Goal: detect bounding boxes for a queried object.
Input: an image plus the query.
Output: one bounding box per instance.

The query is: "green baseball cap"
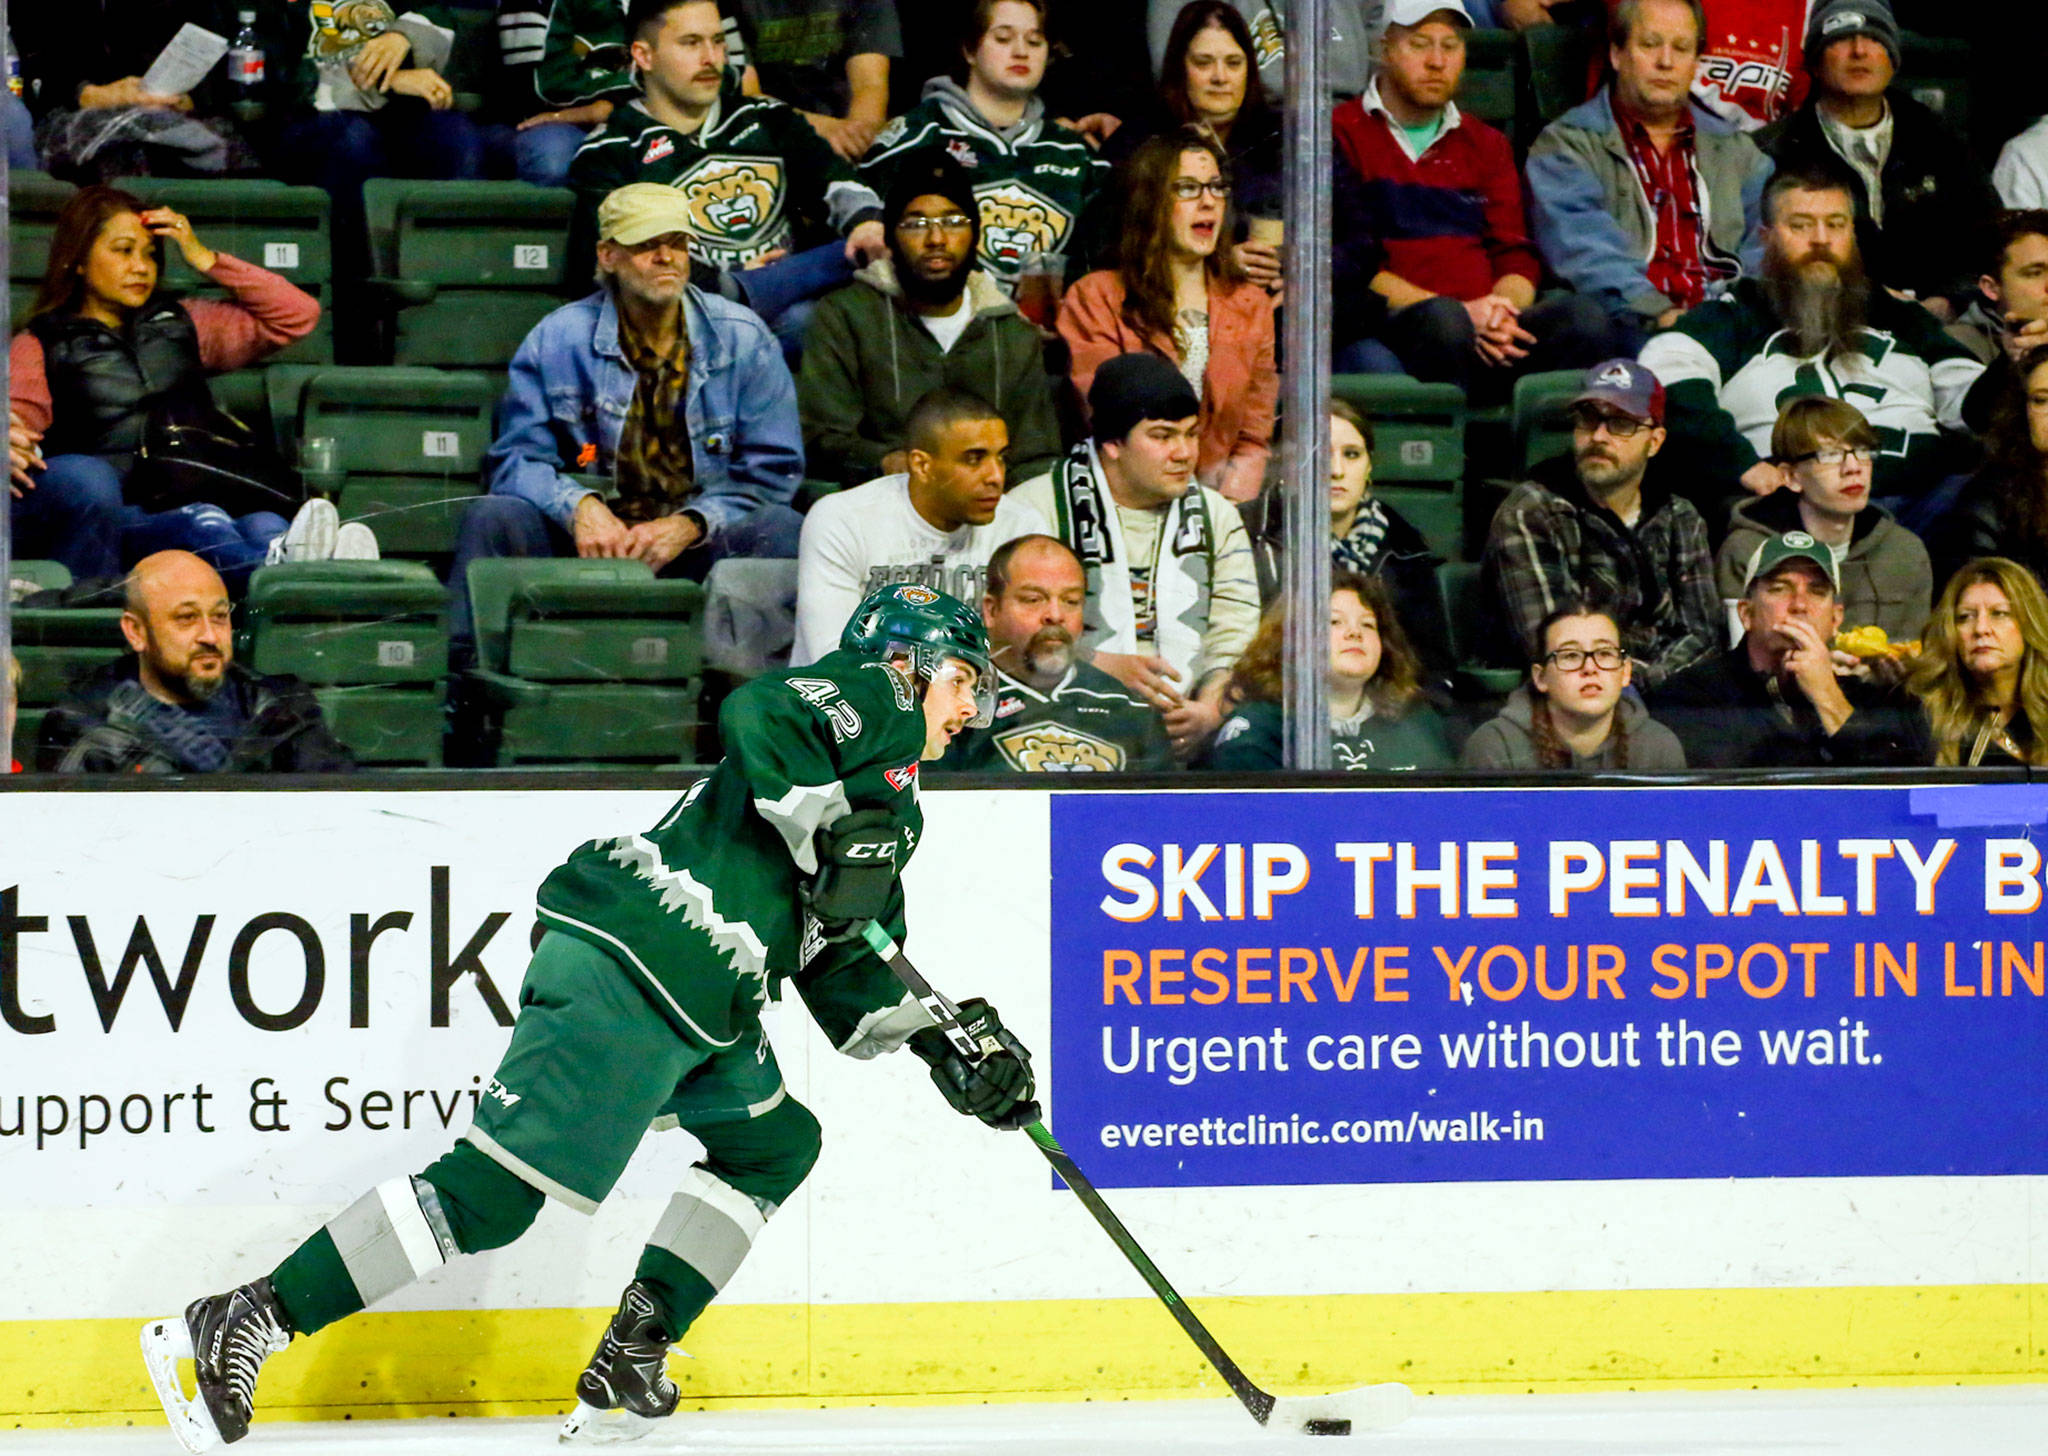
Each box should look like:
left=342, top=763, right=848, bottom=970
left=1742, top=530, right=1839, bottom=593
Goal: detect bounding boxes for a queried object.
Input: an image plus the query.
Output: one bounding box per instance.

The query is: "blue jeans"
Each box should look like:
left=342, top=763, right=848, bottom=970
left=446, top=494, right=805, bottom=663
left=514, top=121, right=591, bottom=186
left=11, top=453, right=126, bottom=580
left=1377, top=293, right=1626, bottom=400
left=2, top=90, right=37, bottom=170
left=27, top=454, right=286, bottom=590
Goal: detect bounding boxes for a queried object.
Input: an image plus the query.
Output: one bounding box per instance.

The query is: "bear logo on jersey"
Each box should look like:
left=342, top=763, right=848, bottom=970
left=993, top=722, right=1125, bottom=772
left=672, top=156, right=788, bottom=266
left=975, top=181, right=1071, bottom=275
left=308, top=0, right=396, bottom=58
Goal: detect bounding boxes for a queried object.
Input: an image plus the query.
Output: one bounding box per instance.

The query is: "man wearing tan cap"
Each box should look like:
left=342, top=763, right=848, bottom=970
left=450, top=182, right=805, bottom=668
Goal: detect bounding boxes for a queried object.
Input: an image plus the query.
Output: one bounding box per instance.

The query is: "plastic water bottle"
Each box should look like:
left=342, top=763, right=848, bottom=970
left=229, top=11, right=265, bottom=90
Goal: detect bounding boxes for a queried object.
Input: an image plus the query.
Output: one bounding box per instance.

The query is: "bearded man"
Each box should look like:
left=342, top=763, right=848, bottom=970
left=935, top=533, right=1173, bottom=773
left=1639, top=159, right=1988, bottom=530
left=797, top=148, right=1063, bottom=488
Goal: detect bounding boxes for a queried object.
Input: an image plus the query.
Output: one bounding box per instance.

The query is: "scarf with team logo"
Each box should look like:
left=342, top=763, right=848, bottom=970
left=1048, top=443, right=1213, bottom=679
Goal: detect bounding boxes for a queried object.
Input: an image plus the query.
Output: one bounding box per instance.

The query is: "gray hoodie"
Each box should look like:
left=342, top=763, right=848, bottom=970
left=1460, top=684, right=1687, bottom=772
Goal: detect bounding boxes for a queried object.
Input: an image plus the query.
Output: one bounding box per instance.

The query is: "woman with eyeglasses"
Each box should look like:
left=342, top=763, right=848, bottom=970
left=1715, top=396, right=1933, bottom=646
left=1207, top=572, right=1454, bottom=772
left=1462, top=601, right=1686, bottom=771
left=1906, top=557, right=2048, bottom=767
left=1057, top=126, right=1277, bottom=502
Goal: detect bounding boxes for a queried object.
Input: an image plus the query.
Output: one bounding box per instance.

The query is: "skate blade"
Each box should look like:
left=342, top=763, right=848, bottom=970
left=140, top=1316, right=225, bottom=1454
left=1267, top=1381, right=1414, bottom=1435
left=558, top=1400, right=666, bottom=1445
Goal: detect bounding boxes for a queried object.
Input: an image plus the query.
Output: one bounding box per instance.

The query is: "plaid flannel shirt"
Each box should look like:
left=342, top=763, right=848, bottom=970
left=1479, top=457, right=1721, bottom=691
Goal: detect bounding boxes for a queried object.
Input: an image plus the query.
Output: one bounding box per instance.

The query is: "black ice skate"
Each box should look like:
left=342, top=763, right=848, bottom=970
left=140, top=1278, right=295, bottom=1453
left=558, top=1280, right=683, bottom=1445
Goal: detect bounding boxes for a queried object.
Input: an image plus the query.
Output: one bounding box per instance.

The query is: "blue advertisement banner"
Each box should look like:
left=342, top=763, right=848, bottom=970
left=1047, top=785, right=2048, bottom=1189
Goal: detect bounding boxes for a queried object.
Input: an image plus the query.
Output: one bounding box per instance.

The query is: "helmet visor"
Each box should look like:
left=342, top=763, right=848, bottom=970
left=921, top=648, right=998, bottom=730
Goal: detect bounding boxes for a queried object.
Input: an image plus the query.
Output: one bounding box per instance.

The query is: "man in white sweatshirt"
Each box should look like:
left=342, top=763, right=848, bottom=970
left=791, top=385, right=1049, bottom=663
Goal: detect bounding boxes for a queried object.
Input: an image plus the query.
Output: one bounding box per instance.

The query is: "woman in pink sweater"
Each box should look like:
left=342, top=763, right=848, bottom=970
left=8, top=185, right=321, bottom=585
left=1057, top=126, right=1277, bottom=502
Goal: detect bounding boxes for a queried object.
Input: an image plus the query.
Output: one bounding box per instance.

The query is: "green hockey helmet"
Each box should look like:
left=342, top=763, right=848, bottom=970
left=840, top=582, right=998, bottom=727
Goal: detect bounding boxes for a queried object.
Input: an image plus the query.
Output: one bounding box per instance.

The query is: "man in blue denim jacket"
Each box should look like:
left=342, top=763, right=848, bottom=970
left=450, top=183, right=806, bottom=659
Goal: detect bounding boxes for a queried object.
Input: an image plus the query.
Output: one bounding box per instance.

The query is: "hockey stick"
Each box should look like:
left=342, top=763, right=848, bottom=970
left=859, top=921, right=1413, bottom=1437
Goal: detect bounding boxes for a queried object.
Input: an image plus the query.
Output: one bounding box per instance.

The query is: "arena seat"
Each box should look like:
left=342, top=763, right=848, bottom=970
left=1512, top=369, right=1586, bottom=475
left=243, top=561, right=450, bottom=766
left=1437, top=560, right=1524, bottom=698
left=1332, top=373, right=1468, bottom=560
left=9, top=172, right=76, bottom=323
left=294, top=368, right=502, bottom=560
left=464, top=558, right=707, bottom=767
left=366, top=180, right=576, bottom=368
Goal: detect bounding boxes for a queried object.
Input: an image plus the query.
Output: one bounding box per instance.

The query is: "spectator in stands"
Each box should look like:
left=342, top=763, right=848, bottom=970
left=1207, top=572, right=1455, bottom=771
left=799, top=150, right=1062, bottom=488
left=1461, top=599, right=1688, bottom=769
left=1325, top=400, right=1451, bottom=673
left=939, top=533, right=1175, bottom=771
left=9, top=186, right=329, bottom=588
left=860, top=0, right=1108, bottom=298
left=512, top=0, right=644, bottom=184
left=1907, top=557, right=2048, bottom=767
left=257, top=0, right=485, bottom=306
left=1058, top=128, right=1277, bottom=502
left=13, top=2, right=253, bottom=180
left=1932, top=345, right=2048, bottom=589
left=1525, top=0, right=1772, bottom=352
left=1647, top=530, right=1924, bottom=766
left=36, top=549, right=354, bottom=774
left=1012, top=354, right=1258, bottom=757
left=1717, top=397, right=1930, bottom=644
left=453, top=183, right=804, bottom=660
left=4, top=43, right=37, bottom=169
left=792, top=386, right=1044, bottom=664
left=1481, top=359, right=1719, bottom=691
left=1148, top=0, right=1374, bottom=105
left=569, top=0, right=887, bottom=356
left=1994, top=118, right=2048, bottom=211
left=1333, top=0, right=1622, bottom=398
left=724, top=0, right=898, bottom=162
left=1954, top=211, right=2048, bottom=408
left=1639, top=160, right=1987, bottom=525
left=1755, top=0, right=1996, bottom=320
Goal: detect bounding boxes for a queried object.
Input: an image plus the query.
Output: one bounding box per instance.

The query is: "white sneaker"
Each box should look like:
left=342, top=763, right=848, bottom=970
left=333, top=522, right=381, bottom=561
left=270, top=498, right=340, bottom=564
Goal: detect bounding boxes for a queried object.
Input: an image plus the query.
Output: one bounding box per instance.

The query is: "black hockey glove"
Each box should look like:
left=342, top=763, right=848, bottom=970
left=908, top=998, right=1040, bottom=1130
left=803, top=810, right=901, bottom=942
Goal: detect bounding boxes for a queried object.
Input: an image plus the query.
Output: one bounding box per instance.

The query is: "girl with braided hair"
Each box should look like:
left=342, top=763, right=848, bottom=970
left=1462, top=600, right=1686, bottom=771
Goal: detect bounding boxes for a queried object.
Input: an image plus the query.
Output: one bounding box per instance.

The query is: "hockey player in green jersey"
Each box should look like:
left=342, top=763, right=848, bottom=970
left=565, top=0, right=886, bottom=294
left=141, top=583, right=1037, bottom=1453
left=858, top=0, right=1108, bottom=295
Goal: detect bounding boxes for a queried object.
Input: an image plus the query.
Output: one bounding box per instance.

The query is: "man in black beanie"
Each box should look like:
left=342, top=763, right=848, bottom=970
left=797, top=147, right=1063, bottom=487
left=1012, top=353, right=1260, bottom=760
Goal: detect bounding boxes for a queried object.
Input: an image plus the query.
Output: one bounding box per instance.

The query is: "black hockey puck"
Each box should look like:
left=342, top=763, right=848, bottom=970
left=1305, top=1418, right=1353, bottom=1435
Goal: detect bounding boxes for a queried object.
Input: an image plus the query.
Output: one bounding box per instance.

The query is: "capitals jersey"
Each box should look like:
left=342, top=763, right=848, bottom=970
left=535, top=650, right=928, bottom=1054
left=860, top=79, right=1108, bottom=293
left=569, top=72, right=883, bottom=272
left=1677, top=0, right=1810, bottom=130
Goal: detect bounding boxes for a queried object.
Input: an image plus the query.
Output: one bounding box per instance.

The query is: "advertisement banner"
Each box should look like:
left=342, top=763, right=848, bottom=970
left=1049, top=786, right=2048, bottom=1189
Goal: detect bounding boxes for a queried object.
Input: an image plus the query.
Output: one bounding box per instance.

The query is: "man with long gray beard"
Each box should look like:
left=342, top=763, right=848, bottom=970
left=938, top=533, right=1172, bottom=772
left=1639, top=159, right=1987, bottom=529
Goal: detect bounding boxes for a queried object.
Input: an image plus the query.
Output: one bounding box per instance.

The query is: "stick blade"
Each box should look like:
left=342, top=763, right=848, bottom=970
left=1266, top=1381, right=1414, bottom=1436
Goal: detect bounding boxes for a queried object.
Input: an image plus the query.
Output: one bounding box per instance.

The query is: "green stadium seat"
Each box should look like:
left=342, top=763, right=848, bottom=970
left=295, top=368, right=502, bottom=558
left=465, top=558, right=707, bottom=767
left=1512, top=369, right=1585, bottom=475
left=1461, top=29, right=1518, bottom=133
left=1521, top=23, right=1595, bottom=138
left=1331, top=374, right=1468, bottom=559
left=9, top=172, right=78, bottom=322
left=243, top=561, right=450, bottom=766
left=1436, top=561, right=1524, bottom=698
left=117, top=179, right=335, bottom=365
left=11, top=602, right=131, bottom=758
left=366, top=180, right=575, bottom=368
left=10, top=560, right=73, bottom=593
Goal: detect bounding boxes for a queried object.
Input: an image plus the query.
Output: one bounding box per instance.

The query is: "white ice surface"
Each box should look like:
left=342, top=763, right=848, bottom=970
left=11, top=1388, right=2048, bottom=1456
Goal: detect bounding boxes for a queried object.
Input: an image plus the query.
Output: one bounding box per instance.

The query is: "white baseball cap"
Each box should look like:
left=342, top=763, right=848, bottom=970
left=1384, top=0, right=1473, bottom=28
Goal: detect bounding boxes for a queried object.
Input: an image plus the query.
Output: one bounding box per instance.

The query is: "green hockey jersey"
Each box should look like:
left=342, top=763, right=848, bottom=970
left=532, top=0, right=636, bottom=107
left=860, top=78, right=1108, bottom=293
left=937, top=661, right=1172, bottom=772
left=535, top=650, right=930, bottom=1056
left=569, top=73, right=884, bottom=274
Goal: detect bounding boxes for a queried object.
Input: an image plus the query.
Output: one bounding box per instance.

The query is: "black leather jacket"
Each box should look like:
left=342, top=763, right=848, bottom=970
left=36, top=658, right=355, bottom=776
left=29, top=298, right=215, bottom=471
